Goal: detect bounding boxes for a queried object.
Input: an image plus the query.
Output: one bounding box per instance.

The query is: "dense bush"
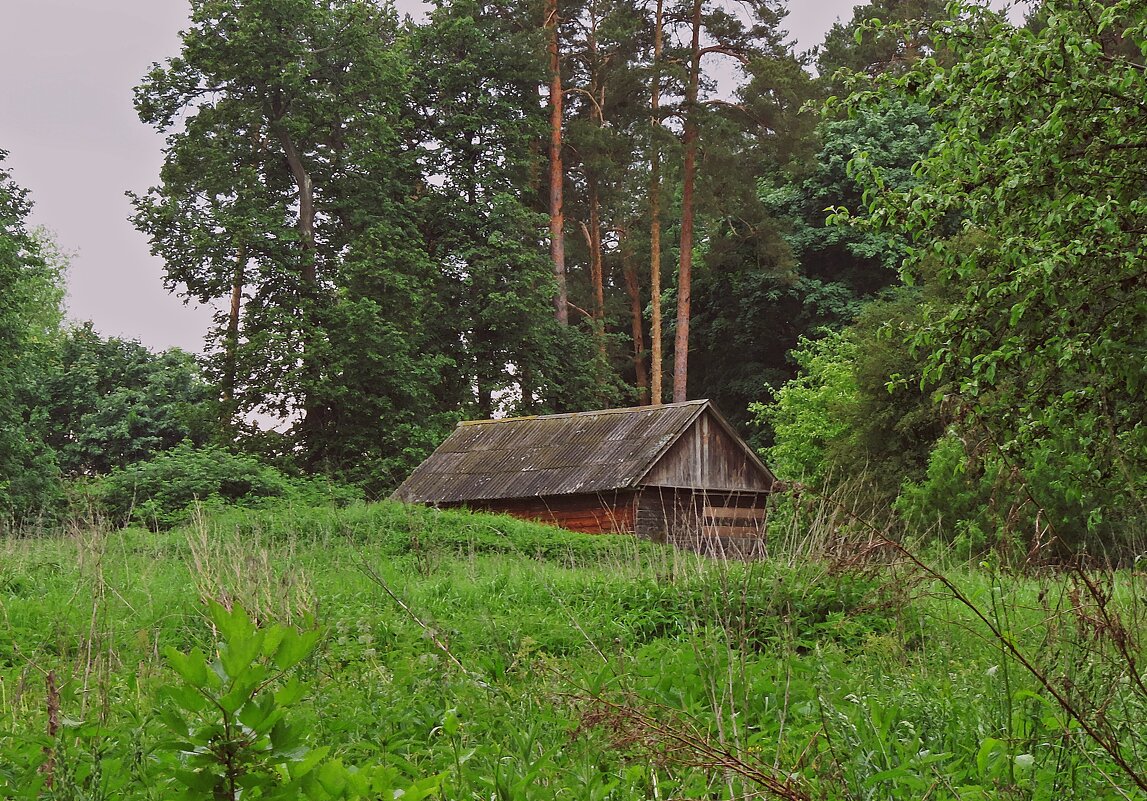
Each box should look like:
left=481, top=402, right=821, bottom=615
left=753, top=330, right=859, bottom=486
left=39, top=324, right=219, bottom=476
left=195, top=500, right=656, bottom=565
left=755, top=286, right=945, bottom=490
left=896, top=429, right=1135, bottom=560
left=96, top=442, right=362, bottom=529
left=0, top=157, right=67, bottom=526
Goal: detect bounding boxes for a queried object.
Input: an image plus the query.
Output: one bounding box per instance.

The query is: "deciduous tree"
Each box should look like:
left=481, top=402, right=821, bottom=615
left=133, top=0, right=447, bottom=488
left=840, top=0, right=1147, bottom=538
left=0, top=154, right=65, bottom=522
left=39, top=324, right=217, bottom=477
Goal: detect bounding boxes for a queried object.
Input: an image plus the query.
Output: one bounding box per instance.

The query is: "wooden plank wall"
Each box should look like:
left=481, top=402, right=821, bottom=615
left=456, top=492, right=637, bottom=535
left=446, top=487, right=767, bottom=557
left=642, top=412, right=773, bottom=492
left=637, top=488, right=768, bottom=558
left=634, top=489, right=670, bottom=543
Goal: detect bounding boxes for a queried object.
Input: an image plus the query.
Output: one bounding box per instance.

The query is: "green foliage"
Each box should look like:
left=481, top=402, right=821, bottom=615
left=897, top=426, right=1128, bottom=558
left=159, top=601, right=322, bottom=798
left=753, top=330, right=859, bottom=485
left=39, top=324, right=218, bottom=477
left=834, top=0, right=1147, bottom=543
left=0, top=153, right=66, bottom=525
left=816, top=0, right=950, bottom=81
left=765, top=99, right=934, bottom=279
left=158, top=601, right=438, bottom=800
left=895, top=431, right=1007, bottom=556
left=132, top=0, right=451, bottom=489
left=830, top=287, right=946, bottom=502
left=691, top=84, right=931, bottom=434
left=94, top=443, right=362, bottom=529
left=406, top=0, right=623, bottom=418
left=195, top=500, right=654, bottom=566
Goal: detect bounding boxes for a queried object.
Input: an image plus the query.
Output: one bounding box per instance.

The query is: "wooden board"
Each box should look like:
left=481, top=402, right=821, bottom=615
left=702, top=524, right=762, bottom=537
left=642, top=411, right=774, bottom=492
left=457, top=492, right=637, bottom=535
left=702, top=505, right=761, bottom=520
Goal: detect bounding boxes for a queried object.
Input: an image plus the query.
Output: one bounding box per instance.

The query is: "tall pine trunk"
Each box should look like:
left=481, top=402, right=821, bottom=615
left=579, top=178, right=606, bottom=361
left=546, top=0, right=568, bottom=325
left=576, top=3, right=610, bottom=370
left=648, top=0, right=665, bottom=404
left=673, top=0, right=702, bottom=403
left=589, top=179, right=604, bottom=333
left=621, top=231, right=649, bottom=402
left=584, top=39, right=607, bottom=360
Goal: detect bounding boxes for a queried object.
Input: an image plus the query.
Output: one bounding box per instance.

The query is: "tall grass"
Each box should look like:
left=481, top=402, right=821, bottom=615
left=1, top=497, right=1144, bottom=799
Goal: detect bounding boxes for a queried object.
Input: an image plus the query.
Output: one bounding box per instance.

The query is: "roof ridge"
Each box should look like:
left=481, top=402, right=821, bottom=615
left=457, top=399, right=709, bottom=426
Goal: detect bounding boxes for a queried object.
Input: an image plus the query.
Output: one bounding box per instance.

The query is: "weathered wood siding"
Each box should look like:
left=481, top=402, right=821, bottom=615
left=634, top=488, right=671, bottom=543
left=691, top=490, right=768, bottom=559
left=455, top=492, right=637, bottom=535
left=447, top=487, right=765, bottom=557
left=636, top=487, right=767, bottom=558
left=642, top=410, right=773, bottom=492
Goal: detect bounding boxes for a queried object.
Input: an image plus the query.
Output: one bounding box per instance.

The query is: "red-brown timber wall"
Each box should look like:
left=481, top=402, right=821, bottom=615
left=445, top=487, right=768, bottom=557
left=449, top=491, right=638, bottom=535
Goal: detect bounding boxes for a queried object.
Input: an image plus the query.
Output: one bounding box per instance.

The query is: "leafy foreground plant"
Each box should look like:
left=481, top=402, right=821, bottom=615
left=6, top=511, right=1144, bottom=801
left=1, top=598, right=439, bottom=801
left=158, top=600, right=439, bottom=800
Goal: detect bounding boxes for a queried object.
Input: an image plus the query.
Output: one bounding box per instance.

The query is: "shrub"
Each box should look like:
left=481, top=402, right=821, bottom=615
left=897, top=428, right=1141, bottom=561
left=753, top=330, right=860, bottom=486
left=197, top=500, right=653, bottom=567
left=95, top=443, right=361, bottom=529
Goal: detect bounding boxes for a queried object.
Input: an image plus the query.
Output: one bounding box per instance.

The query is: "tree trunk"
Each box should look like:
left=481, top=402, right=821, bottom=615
left=586, top=177, right=606, bottom=358
left=649, top=0, right=664, bottom=404
left=673, top=0, right=702, bottom=403
left=275, top=127, right=317, bottom=283
left=546, top=0, right=568, bottom=325
left=621, top=233, right=649, bottom=403
left=519, top=363, right=535, bottom=414
left=464, top=142, right=495, bottom=417
left=477, top=376, right=494, bottom=418
left=274, top=124, right=327, bottom=442
left=221, top=244, right=246, bottom=416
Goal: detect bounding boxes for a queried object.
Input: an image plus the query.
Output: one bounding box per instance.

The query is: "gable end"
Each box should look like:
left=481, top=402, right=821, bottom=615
left=639, top=407, right=775, bottom=492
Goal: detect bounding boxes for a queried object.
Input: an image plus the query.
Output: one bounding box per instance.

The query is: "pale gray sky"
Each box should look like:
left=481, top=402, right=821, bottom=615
left=1, top=0, right=868, bottom=354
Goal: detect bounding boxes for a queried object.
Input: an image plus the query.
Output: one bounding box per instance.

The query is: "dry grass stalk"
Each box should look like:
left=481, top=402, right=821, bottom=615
left=575, top=693, right=810, bottom=801
left=185, top=505, right=315, bottom=626
left=41, top=670, right=59, bottom=789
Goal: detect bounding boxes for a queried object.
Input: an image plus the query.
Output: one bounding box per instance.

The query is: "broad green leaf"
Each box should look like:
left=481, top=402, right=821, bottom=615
left=165, top=646, right=210, bottom=688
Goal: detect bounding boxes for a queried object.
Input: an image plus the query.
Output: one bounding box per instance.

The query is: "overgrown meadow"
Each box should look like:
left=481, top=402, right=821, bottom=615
left=2, top=500, right=1144, bottom=800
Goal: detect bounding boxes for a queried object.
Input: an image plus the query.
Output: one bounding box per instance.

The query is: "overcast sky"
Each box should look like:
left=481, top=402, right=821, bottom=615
left=1, top=0, right=869, bottom=354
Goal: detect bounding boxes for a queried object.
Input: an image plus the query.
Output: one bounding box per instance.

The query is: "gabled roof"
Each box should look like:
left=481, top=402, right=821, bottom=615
left=392, top=399, right=773, bottom=504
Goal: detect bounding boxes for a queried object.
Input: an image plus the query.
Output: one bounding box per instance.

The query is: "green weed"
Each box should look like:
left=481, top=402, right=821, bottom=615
left=1, top=501, right=1144, bottom=799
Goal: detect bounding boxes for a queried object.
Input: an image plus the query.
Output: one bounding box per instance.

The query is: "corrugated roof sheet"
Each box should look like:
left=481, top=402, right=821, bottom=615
left=393, top=400, right=710, bottom=503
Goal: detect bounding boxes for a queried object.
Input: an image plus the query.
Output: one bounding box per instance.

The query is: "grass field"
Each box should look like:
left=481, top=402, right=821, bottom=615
left=1, top=501, right=1144, bottom=799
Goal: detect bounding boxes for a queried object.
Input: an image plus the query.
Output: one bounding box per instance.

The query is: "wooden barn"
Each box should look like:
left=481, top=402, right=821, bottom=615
left=392, top=400, right=777, bottom=557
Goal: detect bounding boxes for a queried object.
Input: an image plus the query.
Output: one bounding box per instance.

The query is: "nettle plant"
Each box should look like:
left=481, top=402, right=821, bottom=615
left=158, top=601, right=438, bottom=800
